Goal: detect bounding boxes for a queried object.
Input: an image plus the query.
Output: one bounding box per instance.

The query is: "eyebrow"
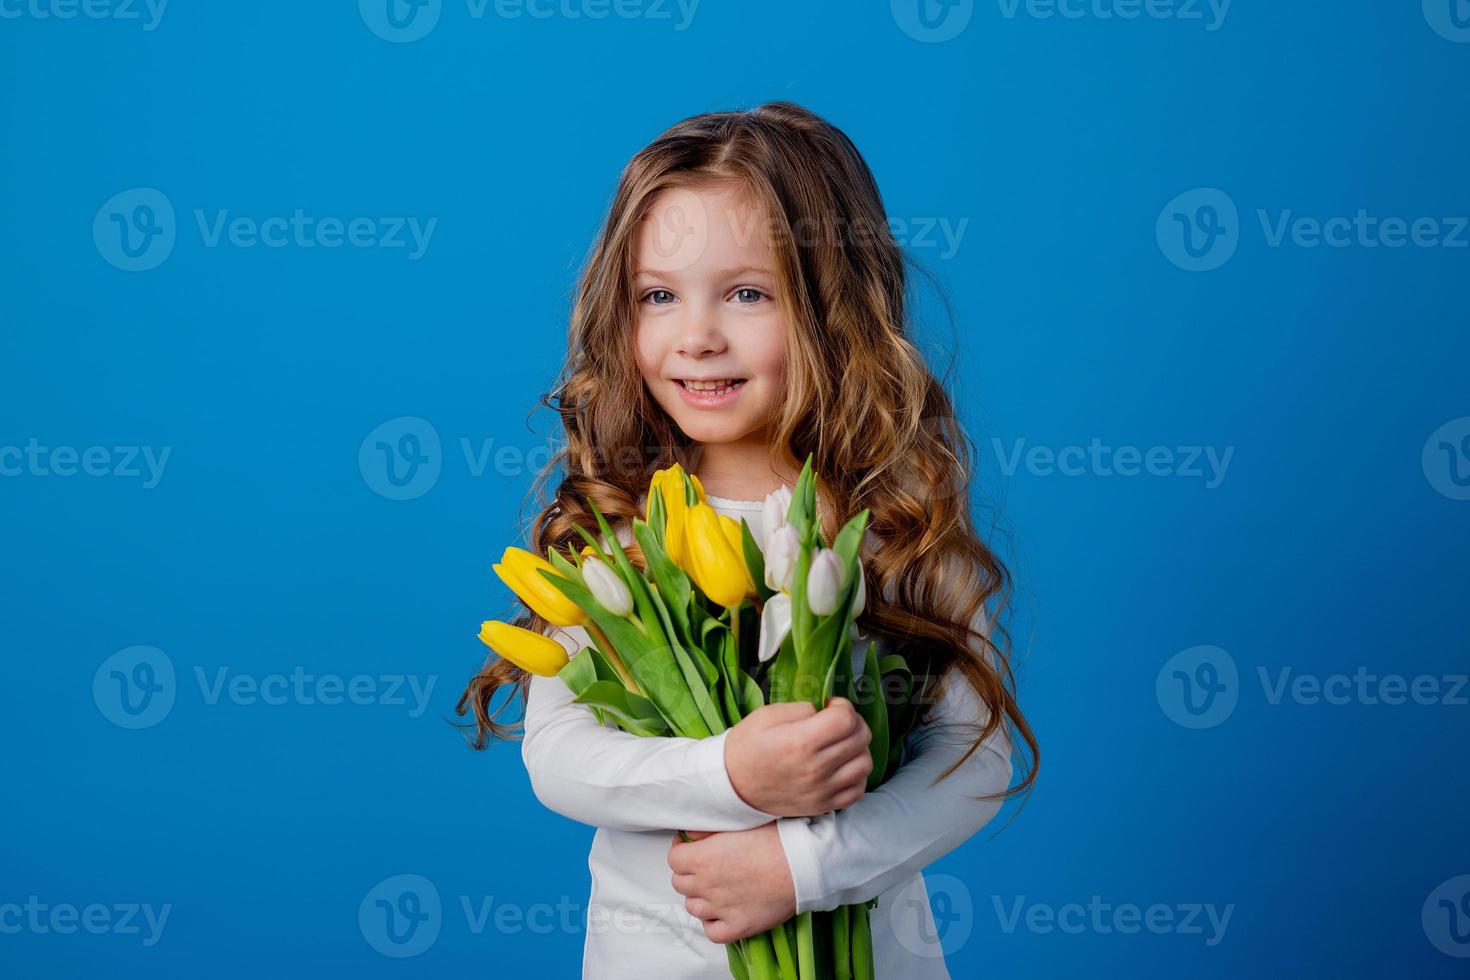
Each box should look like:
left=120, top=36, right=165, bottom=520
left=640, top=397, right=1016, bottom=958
left=634, top=265, right=775, bottom=280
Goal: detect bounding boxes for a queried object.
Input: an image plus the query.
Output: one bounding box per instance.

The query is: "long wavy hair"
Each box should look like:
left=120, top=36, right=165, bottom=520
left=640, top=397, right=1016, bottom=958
left=457, top=101, right=1037, bottom=804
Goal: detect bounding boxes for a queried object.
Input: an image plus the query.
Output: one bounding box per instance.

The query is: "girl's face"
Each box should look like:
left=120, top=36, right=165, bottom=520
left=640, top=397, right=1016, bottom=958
left=633, top=183, right=788, bottom=450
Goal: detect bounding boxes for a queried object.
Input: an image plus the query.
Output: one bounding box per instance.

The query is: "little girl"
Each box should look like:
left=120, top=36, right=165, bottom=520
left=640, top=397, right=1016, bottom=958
left=459, top=101, right=1037, bottom=979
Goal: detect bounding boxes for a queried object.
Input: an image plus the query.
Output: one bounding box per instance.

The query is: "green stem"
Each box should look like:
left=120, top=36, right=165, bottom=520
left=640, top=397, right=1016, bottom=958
left=796, top=911, right=815, bottom=979
left=744, top=932, right=781, bottom=979
left=832, top=905, right=851, bottom=980
left=771, top=922, right=798, bottom=980
left=850, top=903, right=874, bottom=980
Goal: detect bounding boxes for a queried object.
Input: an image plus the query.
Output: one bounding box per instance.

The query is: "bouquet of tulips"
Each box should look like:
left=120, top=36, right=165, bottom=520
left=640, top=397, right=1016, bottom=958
left=479, top=455, right=926, bottom=980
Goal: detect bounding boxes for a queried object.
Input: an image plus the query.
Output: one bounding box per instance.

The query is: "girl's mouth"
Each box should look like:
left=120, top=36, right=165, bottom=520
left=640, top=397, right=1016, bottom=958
left=675, top=377, right=747, bottom=408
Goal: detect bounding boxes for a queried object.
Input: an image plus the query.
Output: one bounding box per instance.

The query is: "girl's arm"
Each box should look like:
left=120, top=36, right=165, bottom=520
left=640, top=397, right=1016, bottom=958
left=772, top=640, right=1015, bottom=913
left=520, top=623, right=784, bottom=834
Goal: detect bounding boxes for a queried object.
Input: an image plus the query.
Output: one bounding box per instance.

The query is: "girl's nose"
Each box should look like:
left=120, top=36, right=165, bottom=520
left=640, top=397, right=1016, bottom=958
left=674, top=310, right=726, bottom=357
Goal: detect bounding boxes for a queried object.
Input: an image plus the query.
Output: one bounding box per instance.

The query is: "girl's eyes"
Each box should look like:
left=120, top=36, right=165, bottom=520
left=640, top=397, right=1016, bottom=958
left=638, top=287, right=771, bottom=306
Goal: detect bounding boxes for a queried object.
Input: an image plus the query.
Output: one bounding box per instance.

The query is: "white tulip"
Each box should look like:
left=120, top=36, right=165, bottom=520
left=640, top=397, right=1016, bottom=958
left=763, top=524, right=799, bottom=592
left=806, top=548, right=845, bottom=616
left=582, top=556, right=633, bottom=617
left=757, top=592, right=792, bottom=663
left=850, top=561, right=866, bottom=619
left=761, top=485, right=793, bottom=547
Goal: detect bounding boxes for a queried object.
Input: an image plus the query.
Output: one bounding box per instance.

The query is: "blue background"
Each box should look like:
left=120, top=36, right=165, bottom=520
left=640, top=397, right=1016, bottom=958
left=3, top=1, right=1468, bottom=976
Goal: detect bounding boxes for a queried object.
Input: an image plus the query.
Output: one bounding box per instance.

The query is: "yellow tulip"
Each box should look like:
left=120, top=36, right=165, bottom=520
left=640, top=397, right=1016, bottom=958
left=478, top=620, right=569, bottom=677
left=685, top=502, right=754, bottom=607
left=718, top=513, right=757, bottom=595
left=651, top=464, right=706, bottom=568
left=494, top=547, right=586, bottom=627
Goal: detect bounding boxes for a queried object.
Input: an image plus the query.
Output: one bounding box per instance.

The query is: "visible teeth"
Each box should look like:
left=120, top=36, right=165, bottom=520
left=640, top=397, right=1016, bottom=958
left=684, top=379, right=740, bottom=392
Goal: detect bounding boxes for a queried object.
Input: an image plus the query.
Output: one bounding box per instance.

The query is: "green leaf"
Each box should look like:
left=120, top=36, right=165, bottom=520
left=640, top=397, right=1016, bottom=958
left=540, top=571, right=711, bottom=738
left=857, top=643, right=890, bottom=790
left=645, top=575, right=726, bottom=734
left=573, top=681, right=669, bottom=736
left=631, top=519, right=692, bottom=641
left=739, top=517, right=773, bottom=602
left=557, top=647, right=600, bottom=698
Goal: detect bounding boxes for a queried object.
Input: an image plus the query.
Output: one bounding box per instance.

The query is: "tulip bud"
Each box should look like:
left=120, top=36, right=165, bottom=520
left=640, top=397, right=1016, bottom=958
left=850, top=561, right=866, bottom=619
left=761, top=485, right=793, bottom=545
left=758, top=593, right=792, bottom=663
left=806, top=547, right=845, bottom=616
left=764, top=523, right=799, bottom=592
left=581, top=556, right=634, bottom=617
left=478, top=620, right=570, bottom=677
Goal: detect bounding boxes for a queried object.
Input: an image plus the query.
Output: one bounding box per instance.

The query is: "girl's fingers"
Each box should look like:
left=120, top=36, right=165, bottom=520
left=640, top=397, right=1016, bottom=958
left=816, top=726, right=871, bottom=773
left=671, top=872, right=702, bottom=898
left=830, top=753, right=873, bottom=792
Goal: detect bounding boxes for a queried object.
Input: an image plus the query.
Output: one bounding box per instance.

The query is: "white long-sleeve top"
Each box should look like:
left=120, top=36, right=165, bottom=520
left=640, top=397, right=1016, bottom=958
left=520, top=494, right=1014, bottom=979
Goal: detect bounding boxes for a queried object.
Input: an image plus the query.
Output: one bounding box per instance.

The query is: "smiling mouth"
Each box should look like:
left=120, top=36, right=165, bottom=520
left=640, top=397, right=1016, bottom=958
left=676, top=378, right=747, bottom=393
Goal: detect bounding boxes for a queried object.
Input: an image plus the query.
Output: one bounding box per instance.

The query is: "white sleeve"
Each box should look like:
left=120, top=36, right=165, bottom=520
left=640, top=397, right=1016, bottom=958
left=520, top=624, right=783, bottom=834
left=773, top=658, right=1015, bottom=913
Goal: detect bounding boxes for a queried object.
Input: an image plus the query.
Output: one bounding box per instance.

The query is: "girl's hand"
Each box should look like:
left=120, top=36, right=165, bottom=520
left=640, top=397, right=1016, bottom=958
left=668, top=826, right=794, bottom=944
left=724, top=697, right=873, bottom=817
